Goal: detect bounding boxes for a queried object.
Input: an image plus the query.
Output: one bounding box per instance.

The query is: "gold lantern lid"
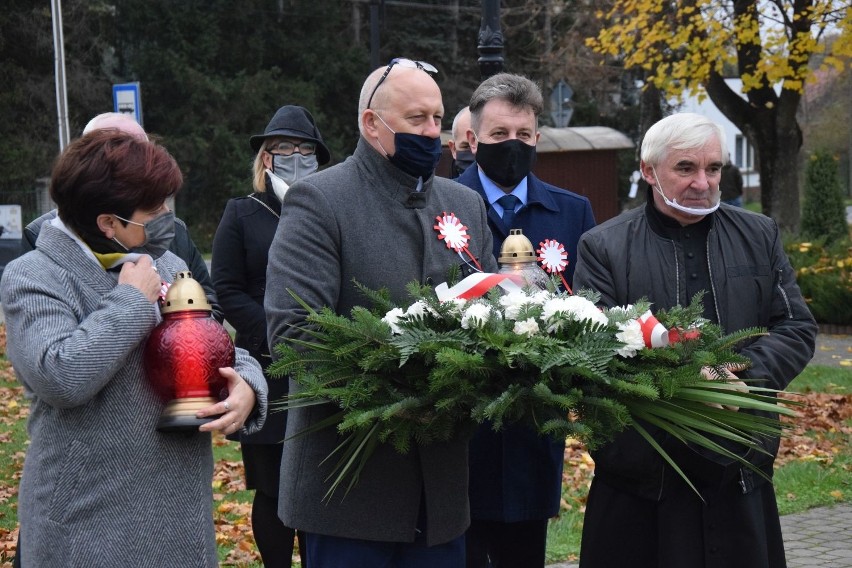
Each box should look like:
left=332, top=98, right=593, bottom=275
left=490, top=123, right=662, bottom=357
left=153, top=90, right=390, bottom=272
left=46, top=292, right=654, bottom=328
left=498, top=229, right=537, bottom=265
left=161, top=271, right=212, bottom=314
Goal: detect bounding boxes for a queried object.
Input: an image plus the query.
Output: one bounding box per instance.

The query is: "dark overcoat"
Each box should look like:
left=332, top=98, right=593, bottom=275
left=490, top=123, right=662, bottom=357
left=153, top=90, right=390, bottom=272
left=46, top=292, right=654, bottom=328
left=212, top=188, right=287, bottom=444
left=265, top=138, right=498, bottom=546
left=456, top=166, right=596, bottom=522
left=573, top=203, right=817, bottom=568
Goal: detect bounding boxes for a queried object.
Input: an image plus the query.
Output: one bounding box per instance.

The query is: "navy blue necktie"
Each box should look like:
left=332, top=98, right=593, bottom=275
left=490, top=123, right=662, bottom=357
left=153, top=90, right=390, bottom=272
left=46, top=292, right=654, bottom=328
left=497, top=194, right=520, bottom=229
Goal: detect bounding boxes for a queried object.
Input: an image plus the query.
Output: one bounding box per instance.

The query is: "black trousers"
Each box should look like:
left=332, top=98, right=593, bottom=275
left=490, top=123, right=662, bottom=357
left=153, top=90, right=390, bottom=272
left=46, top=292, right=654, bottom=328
left=579, top=471, right=786, bottom=568
left=243, top=443, right=306, bottom=568
left=465, top=518, right=548, bottom=568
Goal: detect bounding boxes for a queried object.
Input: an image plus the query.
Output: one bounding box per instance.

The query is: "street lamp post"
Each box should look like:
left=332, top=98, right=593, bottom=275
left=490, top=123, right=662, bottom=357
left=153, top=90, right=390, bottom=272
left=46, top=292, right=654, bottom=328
left=478, top=0, right=504, bottom=80
left=369, top=0, right=382, bottom=71
left=51, top=0, right=71, bottom=152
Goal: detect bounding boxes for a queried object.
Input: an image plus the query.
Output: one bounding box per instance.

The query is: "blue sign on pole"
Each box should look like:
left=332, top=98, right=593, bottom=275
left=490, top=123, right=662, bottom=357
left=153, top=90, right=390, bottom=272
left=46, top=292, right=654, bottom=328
left=112, top=82, right=143, bottom=127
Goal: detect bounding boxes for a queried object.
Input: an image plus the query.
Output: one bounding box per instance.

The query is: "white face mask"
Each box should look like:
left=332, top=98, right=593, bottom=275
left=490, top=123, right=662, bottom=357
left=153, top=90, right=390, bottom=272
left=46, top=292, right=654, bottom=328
left=651, top=166, right=720, bottom=217
left=266, top=169, right=289, bottom=202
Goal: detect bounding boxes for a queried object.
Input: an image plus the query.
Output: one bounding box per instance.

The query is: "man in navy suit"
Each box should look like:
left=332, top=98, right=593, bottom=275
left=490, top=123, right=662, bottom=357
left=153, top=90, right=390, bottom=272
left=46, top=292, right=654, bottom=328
left=456, top=72, right=596, bottom=568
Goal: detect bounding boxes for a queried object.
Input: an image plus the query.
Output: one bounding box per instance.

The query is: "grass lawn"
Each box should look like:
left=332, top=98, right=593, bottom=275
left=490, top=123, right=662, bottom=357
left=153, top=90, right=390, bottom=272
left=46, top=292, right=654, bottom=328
left=0, top=334, right=849, bottom=566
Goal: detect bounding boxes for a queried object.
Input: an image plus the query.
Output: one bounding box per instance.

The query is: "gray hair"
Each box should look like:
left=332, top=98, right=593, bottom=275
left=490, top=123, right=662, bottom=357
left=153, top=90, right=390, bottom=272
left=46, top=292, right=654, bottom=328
left=640, top=113, right=727, bottom=166
left=469, top=73, right=543, bottom=134
left=357, top=67, right=388, bottom=136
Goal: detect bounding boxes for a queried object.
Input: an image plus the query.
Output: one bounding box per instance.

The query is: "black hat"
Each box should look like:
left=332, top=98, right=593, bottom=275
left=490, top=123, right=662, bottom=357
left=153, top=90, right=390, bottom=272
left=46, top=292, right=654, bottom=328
left=250, top=105, right=331, bottom=165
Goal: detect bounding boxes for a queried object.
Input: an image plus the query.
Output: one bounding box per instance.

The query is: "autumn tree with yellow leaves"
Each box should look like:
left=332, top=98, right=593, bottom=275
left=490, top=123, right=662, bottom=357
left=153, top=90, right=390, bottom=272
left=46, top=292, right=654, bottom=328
left=588, top=0, right=852, bottom=231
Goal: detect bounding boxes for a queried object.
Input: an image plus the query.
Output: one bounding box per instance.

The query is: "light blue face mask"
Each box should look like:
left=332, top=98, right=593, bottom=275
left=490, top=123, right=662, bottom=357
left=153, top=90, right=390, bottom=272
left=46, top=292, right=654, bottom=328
left=272, top=153, right=319, bottom=186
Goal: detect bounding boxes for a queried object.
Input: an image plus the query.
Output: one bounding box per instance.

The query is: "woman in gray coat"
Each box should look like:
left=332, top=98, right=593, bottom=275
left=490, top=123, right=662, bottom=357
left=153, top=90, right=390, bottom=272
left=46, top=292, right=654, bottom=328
left=1, top=130, right=268, bottom=567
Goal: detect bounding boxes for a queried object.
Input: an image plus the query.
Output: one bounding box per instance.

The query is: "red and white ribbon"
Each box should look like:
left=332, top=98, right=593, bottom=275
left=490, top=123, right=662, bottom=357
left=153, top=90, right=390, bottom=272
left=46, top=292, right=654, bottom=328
left=435, top=273, right=524, bottom=301
left=158, top=280, right=171, bottom=305
left=638, top=310, right=669, bottom=348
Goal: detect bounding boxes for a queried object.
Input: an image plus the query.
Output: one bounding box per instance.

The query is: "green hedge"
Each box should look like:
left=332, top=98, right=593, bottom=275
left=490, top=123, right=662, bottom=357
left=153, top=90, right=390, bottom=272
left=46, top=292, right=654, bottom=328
left=786, top=239, right=852, bottom=326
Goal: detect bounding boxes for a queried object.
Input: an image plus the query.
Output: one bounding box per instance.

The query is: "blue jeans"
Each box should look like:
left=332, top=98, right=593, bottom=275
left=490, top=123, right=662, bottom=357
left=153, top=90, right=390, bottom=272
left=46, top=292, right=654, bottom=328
left=722, top=196, right=743, bottom=207
left=303, top=531, right=465, bottom=568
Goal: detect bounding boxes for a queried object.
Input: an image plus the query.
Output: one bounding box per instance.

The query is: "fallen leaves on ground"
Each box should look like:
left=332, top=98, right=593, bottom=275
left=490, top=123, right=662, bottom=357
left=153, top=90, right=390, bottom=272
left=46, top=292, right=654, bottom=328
left=211, top=454, right=262, bottom=565
left=561, top=438, right=594, bottom=514
left=776, top=392, right=852, bottom=467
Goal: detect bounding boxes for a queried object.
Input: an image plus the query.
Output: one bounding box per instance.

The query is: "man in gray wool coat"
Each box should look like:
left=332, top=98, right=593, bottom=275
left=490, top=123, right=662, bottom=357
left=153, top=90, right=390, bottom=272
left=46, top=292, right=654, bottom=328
left=265, top=58, right=498, bottom=567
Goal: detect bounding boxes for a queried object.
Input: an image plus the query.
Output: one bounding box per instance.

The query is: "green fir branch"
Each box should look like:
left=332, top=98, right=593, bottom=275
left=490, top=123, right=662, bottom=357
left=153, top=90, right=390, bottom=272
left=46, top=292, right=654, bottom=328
left=270, top=282, right=797, bottom=498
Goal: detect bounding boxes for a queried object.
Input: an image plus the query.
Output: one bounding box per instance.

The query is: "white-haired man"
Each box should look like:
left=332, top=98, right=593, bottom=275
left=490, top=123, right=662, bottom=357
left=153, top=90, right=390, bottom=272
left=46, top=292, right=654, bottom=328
left=574, top=112, right=816, bottom=568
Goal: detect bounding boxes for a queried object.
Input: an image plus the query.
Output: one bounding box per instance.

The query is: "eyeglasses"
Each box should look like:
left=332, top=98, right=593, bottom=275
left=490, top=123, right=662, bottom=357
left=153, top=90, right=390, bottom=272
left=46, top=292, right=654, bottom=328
left=366, top=58, right=438, bottom=110
left=266, top=140, right=317, bottom=156
left=114, top=211, right=167, bottom=230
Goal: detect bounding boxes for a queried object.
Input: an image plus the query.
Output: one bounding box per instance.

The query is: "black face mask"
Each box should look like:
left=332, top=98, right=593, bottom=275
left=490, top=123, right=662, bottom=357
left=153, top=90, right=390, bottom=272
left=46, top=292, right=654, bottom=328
left=389, top=132, right=442, bottom=179
left=475, top=139, right=537, bottom=187
left=375, top=112, right=442, bottom=179
left=451, top=150, right=475, bottom=177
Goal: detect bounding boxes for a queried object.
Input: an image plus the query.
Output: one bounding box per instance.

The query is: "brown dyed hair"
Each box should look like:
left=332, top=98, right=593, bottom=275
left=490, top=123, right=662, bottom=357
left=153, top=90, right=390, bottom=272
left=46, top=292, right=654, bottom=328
left=50, top=130, right=183, bottom=239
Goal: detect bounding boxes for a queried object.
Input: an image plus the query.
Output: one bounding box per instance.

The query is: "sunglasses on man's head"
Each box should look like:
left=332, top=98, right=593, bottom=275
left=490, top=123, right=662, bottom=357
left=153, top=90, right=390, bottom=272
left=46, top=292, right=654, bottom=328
left=366, top=58, right=438, bottom=110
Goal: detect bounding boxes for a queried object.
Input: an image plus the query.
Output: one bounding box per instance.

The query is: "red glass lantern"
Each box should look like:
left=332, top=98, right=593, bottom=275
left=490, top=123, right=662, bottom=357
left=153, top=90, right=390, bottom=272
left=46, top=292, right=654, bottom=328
left=144, top=271, right=234, bottom=432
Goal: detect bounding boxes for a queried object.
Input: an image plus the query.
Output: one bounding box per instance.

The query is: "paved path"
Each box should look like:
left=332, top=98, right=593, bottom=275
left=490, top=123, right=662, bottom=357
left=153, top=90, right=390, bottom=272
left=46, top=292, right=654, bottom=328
left=782, top=503, right=852, bottom=567
left=547, top=503, right=852, bottom=567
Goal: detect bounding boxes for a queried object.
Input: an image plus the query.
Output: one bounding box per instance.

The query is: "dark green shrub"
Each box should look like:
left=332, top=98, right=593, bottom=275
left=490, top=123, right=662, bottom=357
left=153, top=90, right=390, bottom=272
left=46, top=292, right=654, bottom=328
left=800, top=151, right=849, bottom=242
left=786, top=240, right=852, bottom=325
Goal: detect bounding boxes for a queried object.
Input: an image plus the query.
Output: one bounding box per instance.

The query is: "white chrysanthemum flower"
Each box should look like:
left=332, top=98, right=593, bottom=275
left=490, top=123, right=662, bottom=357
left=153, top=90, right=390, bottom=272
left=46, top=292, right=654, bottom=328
left=529, top=290, right=552, bottom=306
left=405, top=300, right=433, bottom=320
left=381, top=307, right=405, bottom=335
left=499, top=291, right=529, bottom=320
left=615, top=319, right=645, bottom=357
left=461, top=303, right=492, bottom=329
left=607, top=304, right=634, bottom=317
left=513, top=317, right=539, bottom=337
left=541, top=296, right=607, bottom=327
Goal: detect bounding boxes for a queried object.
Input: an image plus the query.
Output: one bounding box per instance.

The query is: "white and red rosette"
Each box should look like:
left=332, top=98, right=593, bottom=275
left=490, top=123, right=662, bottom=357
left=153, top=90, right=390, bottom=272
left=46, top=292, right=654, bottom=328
left=537, top=238, right=572, bottom=292
left=434, top=211, right=482, bottom=271
left=434, top=212, right=470, bottom=252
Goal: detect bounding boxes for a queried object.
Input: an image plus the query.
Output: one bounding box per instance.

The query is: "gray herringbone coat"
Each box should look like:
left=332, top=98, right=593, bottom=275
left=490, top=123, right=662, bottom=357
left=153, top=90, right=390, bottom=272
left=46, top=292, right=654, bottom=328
left=1, top=223, right=267, bottom=568
left=265, top=138, right=498, bottom=546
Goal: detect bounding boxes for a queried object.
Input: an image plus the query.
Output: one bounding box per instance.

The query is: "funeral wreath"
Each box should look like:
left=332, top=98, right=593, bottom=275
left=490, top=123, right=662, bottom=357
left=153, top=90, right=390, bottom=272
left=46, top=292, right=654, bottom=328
left=270, top=273, right=798, bottom=501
